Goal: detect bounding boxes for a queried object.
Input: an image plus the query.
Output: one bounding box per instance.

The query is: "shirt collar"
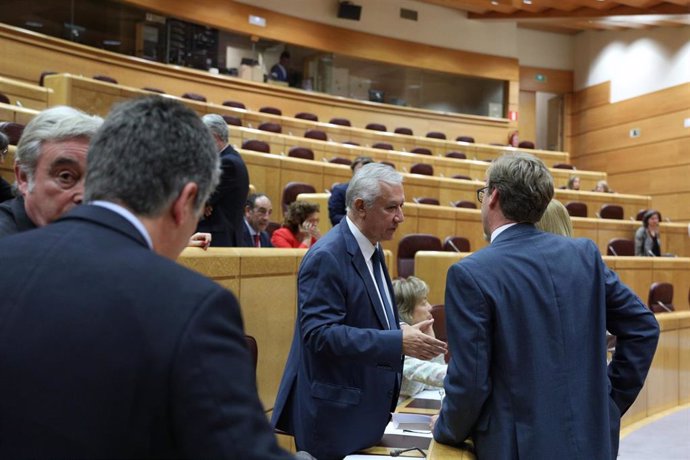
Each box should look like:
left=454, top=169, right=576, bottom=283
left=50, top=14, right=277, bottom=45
left=90, top=201, right=153, bottom=249
left=244, top=219, right=258, bottom=237
left=490, top=222, right=518, bottom=243
left=345, top=216, right=377, bottom=261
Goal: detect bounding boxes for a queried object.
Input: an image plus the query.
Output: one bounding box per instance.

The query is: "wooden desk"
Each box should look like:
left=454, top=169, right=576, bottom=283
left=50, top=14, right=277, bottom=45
left=0, top=76, right=51, bottom=110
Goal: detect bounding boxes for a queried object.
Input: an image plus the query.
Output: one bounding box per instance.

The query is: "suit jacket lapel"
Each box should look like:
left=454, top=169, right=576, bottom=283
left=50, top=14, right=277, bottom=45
left=340, top=221, right=390, bottom=329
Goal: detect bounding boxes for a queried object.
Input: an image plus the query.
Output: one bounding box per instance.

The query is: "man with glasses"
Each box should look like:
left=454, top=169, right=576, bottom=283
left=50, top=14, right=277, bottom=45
left=0, top=132, right=13, bottom=202
left=241, top=192, right=274, bottom=247
left=433, top=153, right=659, bottom=459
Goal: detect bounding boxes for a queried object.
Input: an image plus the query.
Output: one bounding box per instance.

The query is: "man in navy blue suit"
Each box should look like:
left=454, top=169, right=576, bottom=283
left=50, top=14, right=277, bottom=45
left=433, top=153, right=659, bottom=459
left=0, top=97, right=293, bottom=459
left=240, top=192, right=273, bottom=247
left=272, top=163, right=447, bottom=459
left=196, top=113, right=249, bottom=247
left=327, top=155, right=373, bottom=226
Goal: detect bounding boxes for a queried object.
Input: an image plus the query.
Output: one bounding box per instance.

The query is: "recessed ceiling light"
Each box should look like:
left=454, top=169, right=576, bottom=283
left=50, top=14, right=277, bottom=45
left=103, top=39, right=121, bottom=46
left=25, top=21, right=43, bottom=28
left=523, top=0, right=532, bottom=4
left=491, top=1, right=499, bottom=5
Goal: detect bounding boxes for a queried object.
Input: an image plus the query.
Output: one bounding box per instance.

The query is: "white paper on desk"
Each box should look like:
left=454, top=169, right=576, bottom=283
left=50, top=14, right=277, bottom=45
left=391, top=413, right=433, bottom=432
left=414, top=388, right=444, bottom=400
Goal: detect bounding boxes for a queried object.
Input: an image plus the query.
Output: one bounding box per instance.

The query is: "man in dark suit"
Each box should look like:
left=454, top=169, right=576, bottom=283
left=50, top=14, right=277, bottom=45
left=196, top=113, right=249, bottom=247
left=272, top=163, right=447, bottom=459
left=0, top=106, right=103, bottom=237
left=240, top=192, right=273, bottom=247
left=0, top=97, right=293, bottom=459
left=433, top=153, right=660, bottom=459
left=328, top=155, right=373, bottom=226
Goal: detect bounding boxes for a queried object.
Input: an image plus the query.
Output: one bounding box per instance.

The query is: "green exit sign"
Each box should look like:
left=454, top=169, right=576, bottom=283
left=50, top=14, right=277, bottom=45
left=535, top=73, right=547, bottom=82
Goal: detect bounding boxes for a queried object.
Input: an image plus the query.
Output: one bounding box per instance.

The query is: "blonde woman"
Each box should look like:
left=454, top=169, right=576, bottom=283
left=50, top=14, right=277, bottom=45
left=393, top=276, right=447, bottom=401
left=535, top=199, right=573, bottom=237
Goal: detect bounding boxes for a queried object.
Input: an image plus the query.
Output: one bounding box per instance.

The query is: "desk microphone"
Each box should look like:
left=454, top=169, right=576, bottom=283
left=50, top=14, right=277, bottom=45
left=608, top=245, right=618, bottom=256
left=647, top=250, right=657, bottom=257
left=656, top=301, right=673, bottom=313
left=391, top=447, right=426, bottom=457
left=446, top=239, right=461, bottom=253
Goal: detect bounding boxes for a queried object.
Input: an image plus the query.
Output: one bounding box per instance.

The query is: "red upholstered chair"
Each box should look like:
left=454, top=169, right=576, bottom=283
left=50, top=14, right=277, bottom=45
left=295, top=112, right=318, bottom=122
left=451, top=174, right=472, bottom=181
left=518, top=141, right=535, bottom=149
left=258, top=122, right=282, bottom=133
left=266, top=221, right=281, bottom=238
left=606, top=238, right=635, bottom=256
left=304, top=129, right=328, bottom=141
left=181, top=92, right=207, bottom=102
left=365, top=123, right=387, bottom=132
left=222, top=115, right=242, bottom=126
left=282, top=182, right=316, bottom=213
left=287, top=147, right=314, bottom=160
left=635, top=209, right=648, bottom=221
left=244, top=335, right=258, bottom=373
left=647, top=282, right=674, bottom=313
left=397, top=234, right=442, bottom=279
left=380, top=161, right=395, bottom=169
left=39, top=71, right=57, bottom=87
left=329, top=157, right=352, bottom=166
left=565, top=201, right=588, bottom=218
left=329, top=118, right=351, bottom=126
left=410, top=163, right=433, bottom=176
left=443, top=236, right=470, bottom=252
left=446, top=151, right=467, bottom=160
left=553, top=163, right=576, bottom=170
left=394, top=127, right=413, bottom=135
left=222, top=100, right=246, bottom=109
left=93, top=74, right=118, bottom=84
left=413, top=197, right=440, bottom=206
left=451, top=200, right=477, bottom=209
left=426, top=131, right=446, bottom=140
left=0, top=92, right=9, bottom=104
left=342, top=141, right=359, bottom=146
left=455, top=136, right=475, bottom=143
left=241, top=139, right=270, bottom=153
left=142, top=87, right=165, bottom=94
left=372, top=142, right=393, bottom=150
left=259, top=106, right=282, bottom=116
left=598, top=204, right=624, bottom=220
left=0, top=122, right=25, bottom=145
left=411, top=147, right=432, bottom=156
left=430, top=304, right=450, bottom=363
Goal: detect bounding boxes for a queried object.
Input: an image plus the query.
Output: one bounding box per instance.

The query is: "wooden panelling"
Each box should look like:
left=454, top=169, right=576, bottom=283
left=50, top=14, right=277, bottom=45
left=0, top=24, right=514, bottom=144
left=570, top=81, right=610, bottom=114
left=519, top=90, right=536, bottom=146
left=519, top=66, right=574, bottom=94
left=0, top=76, right=51, bottom=110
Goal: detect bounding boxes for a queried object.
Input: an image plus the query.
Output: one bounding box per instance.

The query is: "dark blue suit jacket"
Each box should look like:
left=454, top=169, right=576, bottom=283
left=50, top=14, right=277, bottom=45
left=271, top=219, right=402, bottom=459
left=0, top=205, right=291, bottom=459
left=240, top=221, right=273, bottom=247
left=328, top=182, right=348, bottom=226
left=197, top=144, right=249, bottom=247
left=434, top=224, right=659, bottom=459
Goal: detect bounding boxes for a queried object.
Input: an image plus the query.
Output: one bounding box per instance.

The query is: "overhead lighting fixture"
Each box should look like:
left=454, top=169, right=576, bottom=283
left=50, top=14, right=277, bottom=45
left=103, top=39, right=121, bottom=46
left=523, top=0, right=532, bottom=4
left=491, top=1, right=499, bottom=5
left=25, top=20, right=43, bottom=28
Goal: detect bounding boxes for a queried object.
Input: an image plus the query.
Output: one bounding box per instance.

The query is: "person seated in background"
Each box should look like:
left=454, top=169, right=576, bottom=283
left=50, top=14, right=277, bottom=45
left=566, top=175, right=581, bottom=191
left=0, top=106, right=103, bottom=238
left=269, top=51, right=290, bottom=82
left=635, top=209, right=662, bottom=256
left=328, top=155, right=373, bottom=226
left=0, top=132, right=14, bottom=203
left=241, top=192, right=273, bottom=247
left=535, top=199, right=573, bottom=237
left=393, top=276, right=447, bottom=402
left=594, top=180, right=612, bottom=193
left=271, top=200, right=320, bottom=248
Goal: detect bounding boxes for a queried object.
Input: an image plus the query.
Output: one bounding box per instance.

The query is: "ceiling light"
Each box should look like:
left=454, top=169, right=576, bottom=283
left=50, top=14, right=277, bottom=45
left=103, top=39, right=121, bottom=46
left=25, top=21, right=43, bottom=28
left=523, top=0, right=532, bottom=4
left=491, top=1, right=499, bottom=5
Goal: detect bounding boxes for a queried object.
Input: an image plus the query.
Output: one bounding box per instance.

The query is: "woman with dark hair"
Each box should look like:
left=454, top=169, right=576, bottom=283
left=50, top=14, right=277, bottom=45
left=271, top=200, right=320, bottom=248
left=635, top=210, right=662, bottom=256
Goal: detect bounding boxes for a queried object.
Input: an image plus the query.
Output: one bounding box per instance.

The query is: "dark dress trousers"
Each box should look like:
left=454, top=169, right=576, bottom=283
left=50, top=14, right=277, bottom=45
left=327, top=182, right=348, bottom=226
left=434, top=224, right=660, bottom=459
left=197, top=144, right=249, bottom=247
left=0, top=177, right=13, bottom=203
left=0, top=204, right=292, bottom=459
left=272, top=219, right=402, bottom=459
left=240, top=221, right=273, bottom=247
left=0, top=195, right=36, bottom=238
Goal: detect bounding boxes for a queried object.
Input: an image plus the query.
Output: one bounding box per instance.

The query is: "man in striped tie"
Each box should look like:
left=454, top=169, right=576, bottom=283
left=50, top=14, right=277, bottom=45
left=241, top=193, right=273, bottom=248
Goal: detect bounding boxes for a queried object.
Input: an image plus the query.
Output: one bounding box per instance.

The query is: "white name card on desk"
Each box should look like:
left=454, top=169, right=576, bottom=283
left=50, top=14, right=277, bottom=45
left=391, top=413, right=433, bottom=433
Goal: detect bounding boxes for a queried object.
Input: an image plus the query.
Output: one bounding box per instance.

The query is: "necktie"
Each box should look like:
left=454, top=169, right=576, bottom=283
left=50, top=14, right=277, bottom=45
left=253, top=234, right=260, bottom=247
left=371, top=247, right=396, bottom=329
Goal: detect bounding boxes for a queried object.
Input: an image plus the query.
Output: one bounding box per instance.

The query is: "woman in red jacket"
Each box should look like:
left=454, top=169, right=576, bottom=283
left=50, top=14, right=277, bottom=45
left=271, top=200, right=320, bottom=248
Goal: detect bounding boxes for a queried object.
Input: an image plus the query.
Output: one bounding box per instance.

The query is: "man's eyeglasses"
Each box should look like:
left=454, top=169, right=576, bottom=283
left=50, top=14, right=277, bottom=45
left=476, top=186, right=489, bottom=203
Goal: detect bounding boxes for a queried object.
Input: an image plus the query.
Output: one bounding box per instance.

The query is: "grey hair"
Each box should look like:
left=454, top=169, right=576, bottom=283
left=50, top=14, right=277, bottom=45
left=15, top=106, right=103, bottom=187
left=201, top=113, right=229, bottom=145
left=84, top=97, right=220, bottom=217
left=345, top=162, right=403, bottom=210
left=487, top=153, right=554, bottom=223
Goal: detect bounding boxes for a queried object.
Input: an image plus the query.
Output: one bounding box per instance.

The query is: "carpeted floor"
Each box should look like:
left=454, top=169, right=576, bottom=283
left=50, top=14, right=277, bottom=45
left=618, top=407, right=690, bottom=459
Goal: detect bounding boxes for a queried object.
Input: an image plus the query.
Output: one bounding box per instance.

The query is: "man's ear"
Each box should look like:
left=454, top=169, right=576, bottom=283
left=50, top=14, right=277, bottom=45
left=14, top=163, right=28, bottom=197
left=171, top=182, right=199, bottom=226
left=353, top=197, right=366, bottom=216
left=488, top=187, right=500, bottom=208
